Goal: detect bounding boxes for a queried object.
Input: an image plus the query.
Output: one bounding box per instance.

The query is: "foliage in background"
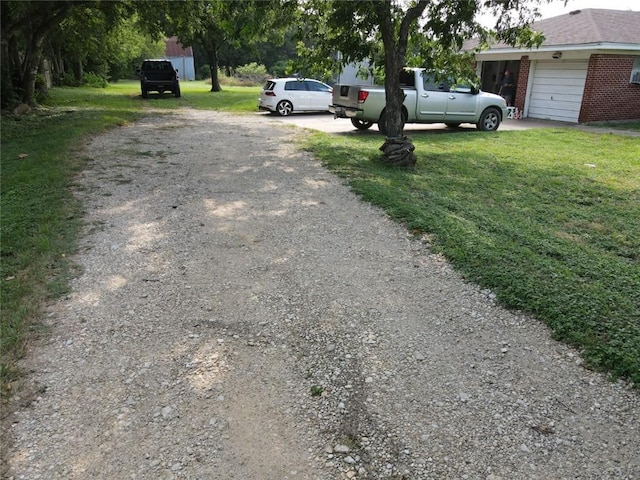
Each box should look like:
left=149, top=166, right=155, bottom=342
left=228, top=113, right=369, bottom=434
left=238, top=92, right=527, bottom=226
left=304, top=128, right=640, bottom=386
left=136, top=0, right=298, bottom=92
left=1, top=0, right=297, bottom=108
left=1, top=1, right=74, bottom=108
left=234, top=62, right=270, bottom=84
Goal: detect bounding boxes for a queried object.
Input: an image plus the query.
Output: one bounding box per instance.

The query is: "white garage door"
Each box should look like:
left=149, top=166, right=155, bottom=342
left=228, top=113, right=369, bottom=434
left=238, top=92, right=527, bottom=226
left=528, top=60, right=588, bottom=123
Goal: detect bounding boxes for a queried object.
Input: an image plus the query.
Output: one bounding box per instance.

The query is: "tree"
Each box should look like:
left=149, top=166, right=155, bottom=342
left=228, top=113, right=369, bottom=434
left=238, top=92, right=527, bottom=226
left=137, top=0, right=297, bottom=92
left=297, top=0, right=548, bottom=167
left=46, top=2, right=151, bottom=85
left=1, top=1, right=75, bottom=107
left=1, top=0, right=146, bottom=107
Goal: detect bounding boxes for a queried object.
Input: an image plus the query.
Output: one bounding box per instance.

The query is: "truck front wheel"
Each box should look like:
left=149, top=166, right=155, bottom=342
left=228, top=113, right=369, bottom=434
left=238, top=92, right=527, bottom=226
left=477, top=108, right=501, bottom=131
left=351, top=118, right=374, bottom=130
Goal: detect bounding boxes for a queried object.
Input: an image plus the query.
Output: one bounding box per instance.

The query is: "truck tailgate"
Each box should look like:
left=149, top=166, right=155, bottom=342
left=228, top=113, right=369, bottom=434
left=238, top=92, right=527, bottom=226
left=332, top=84, right=384, bottom=108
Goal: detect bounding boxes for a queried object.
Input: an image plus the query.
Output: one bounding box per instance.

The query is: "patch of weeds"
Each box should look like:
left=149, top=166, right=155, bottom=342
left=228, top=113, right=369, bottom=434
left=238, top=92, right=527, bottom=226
left=340, top=432, right=361, bottom=450
left=136, top=150, right=157, bottom=157
left=310, top=385, right=324, bottom=397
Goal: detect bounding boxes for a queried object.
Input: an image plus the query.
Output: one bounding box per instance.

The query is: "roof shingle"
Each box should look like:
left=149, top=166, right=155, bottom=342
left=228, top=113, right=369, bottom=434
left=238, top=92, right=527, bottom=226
left=533, top=8, right=640, bottom=46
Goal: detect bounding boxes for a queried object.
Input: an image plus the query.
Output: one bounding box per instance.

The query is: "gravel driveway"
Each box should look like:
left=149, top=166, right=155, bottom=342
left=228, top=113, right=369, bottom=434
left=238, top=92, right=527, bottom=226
left=4, top=109, right=639, bottom=479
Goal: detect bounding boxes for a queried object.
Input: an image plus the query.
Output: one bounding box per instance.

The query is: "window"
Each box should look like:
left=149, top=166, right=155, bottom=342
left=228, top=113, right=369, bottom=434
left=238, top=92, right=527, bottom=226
left=630, top=56, right=640, bottom=84
left=285, top=81, right=307, bottom=91
left=399, top=70, right=416, bottom=87
left=422, top=74, right=450, bottom=92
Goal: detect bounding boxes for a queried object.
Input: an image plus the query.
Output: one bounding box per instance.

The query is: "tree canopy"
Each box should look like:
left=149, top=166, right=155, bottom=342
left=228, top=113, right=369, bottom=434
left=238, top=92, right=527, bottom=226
left=1, top=0, right=295, bottom=106
left=135, top=0, right=297, bottom=91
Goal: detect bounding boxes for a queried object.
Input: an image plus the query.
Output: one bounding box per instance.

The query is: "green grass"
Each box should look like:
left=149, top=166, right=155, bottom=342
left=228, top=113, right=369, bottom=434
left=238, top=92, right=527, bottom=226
left=304, top=128, right=640, bottom=385
left=106, top=79, right=261, bottom=112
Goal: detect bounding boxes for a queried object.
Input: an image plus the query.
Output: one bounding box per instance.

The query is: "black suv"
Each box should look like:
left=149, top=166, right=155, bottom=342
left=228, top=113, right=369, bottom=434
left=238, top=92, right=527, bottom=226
left=138, top=59, right=180, bottom=98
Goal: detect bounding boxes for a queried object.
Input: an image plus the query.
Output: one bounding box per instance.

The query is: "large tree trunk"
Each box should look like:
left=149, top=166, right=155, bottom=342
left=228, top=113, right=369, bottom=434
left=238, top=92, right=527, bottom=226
left=376, top=3, right=418, bottom=168
left=72, top=58, right=83, bottom=85
left=203, top=39, right=222, bottom=92
left=20, top=38, right=44, bottom=107
left=209, top=64, right=221, bottom=92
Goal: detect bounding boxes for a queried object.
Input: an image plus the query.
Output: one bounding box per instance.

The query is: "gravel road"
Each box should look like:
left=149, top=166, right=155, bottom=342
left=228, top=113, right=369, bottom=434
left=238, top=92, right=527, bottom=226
left=3, top=109, right=639, bottom=479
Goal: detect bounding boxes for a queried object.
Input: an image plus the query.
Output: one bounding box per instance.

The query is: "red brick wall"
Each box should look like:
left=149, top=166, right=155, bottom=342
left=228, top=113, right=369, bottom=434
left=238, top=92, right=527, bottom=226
left=514, top=56, right=530, bottom=112
left=579, top=55, right=640, bottom=123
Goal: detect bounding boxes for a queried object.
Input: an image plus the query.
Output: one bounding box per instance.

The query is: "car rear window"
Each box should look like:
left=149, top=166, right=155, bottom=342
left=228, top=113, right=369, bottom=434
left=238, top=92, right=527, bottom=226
left=143, top=61, right=173, bottom=71
left=263, top=81, right=276, bottom=91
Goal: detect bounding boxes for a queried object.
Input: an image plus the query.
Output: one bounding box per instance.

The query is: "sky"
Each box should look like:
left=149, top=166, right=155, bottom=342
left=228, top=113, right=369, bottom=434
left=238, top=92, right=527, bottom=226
left=477, top=0, right=638, bottom=27
left=535, top=0, right=638, bottom=18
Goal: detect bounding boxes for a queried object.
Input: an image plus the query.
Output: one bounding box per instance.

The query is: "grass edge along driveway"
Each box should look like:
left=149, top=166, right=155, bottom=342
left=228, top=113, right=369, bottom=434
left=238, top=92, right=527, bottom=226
left=304, top=127, right=639, bottom=386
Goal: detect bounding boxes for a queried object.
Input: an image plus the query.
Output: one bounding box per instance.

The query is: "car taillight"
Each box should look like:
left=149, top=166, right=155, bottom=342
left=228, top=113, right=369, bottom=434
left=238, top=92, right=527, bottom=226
left=265, top=91, right=276, bottom=96
left=358, top=91, right=369, bottom=103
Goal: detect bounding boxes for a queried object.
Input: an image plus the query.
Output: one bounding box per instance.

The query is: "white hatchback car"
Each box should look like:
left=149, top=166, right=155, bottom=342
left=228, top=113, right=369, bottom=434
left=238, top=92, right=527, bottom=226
left=258, top=78, right=333, bottom=116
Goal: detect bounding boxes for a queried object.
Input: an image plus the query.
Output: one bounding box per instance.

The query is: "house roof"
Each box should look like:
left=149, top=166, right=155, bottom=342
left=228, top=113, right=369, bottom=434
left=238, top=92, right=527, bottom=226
left=466, top=8, right=640, bottom=51
left=165, top=37, right=193, bottom=57
left=533, top=8, right=640, bottom=47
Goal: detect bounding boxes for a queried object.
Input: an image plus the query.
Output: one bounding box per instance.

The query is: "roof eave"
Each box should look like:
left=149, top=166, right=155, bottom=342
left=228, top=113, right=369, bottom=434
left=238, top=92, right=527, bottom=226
left=475, top=42, right=640, bottom=56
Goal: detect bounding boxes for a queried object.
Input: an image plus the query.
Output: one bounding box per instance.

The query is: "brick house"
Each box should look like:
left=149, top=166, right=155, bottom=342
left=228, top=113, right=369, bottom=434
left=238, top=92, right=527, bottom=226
left=471, top=9, right=640, bottom=123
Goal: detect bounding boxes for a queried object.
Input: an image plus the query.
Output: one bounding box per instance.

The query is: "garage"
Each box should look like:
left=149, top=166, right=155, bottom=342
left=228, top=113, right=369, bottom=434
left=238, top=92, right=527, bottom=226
left=527, top=60, right=588, bottom=123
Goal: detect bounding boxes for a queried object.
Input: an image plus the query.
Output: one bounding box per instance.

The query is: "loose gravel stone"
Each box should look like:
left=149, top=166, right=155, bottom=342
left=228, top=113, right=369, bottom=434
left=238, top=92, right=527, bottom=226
left=2, top=110, right=639, bottom=480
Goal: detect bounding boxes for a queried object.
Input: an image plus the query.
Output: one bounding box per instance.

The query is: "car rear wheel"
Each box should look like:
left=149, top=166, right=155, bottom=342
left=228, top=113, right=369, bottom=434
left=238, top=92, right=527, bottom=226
left=276, top=100, right=293, bottom=116
left=477, top=108, right=501, bottom=131
left=351, top=118, right=374, bottom=130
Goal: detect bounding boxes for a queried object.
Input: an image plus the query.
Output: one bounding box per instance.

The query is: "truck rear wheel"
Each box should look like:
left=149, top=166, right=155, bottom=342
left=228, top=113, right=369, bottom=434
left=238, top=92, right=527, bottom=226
left=142, top=88, right=148, bottom=99
left=378, top=109, right=406, bottom=136
left=174, top=86, right=181, bottom=98
left=351, top=118, right=374, bottom=130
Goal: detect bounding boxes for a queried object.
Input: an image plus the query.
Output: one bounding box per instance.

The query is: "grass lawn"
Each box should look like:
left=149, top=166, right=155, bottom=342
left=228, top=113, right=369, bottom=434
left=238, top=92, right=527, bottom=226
left=1, top=80, right=639, bottom=392
left=107, top=79, right=261, bottom=112
left=304, top=128, right=640, bottom=385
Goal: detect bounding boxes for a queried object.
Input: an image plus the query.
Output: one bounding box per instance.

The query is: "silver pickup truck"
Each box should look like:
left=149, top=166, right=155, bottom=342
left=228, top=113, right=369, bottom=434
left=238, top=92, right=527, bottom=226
left=329, top=68, right=508, bottom=134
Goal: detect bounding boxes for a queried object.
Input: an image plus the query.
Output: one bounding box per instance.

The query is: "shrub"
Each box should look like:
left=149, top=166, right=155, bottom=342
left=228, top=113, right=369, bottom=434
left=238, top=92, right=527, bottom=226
left=234, top=62, right=269, bottom=84
left=83, top=72, right=108, bottom=88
